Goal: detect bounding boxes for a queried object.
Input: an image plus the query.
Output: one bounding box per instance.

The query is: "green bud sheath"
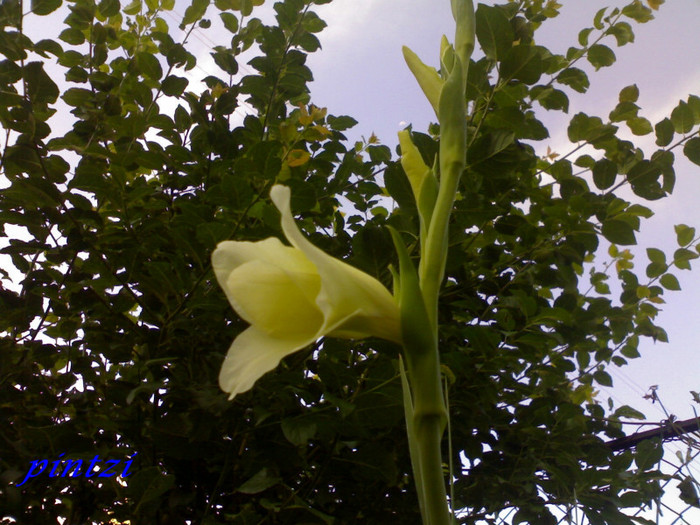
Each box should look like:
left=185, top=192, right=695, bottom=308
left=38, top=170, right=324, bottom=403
left=402, top=46, right=444, bottom=118
left=398, top=130, right=439, bottom=252
left=420, top=57, right=466, bottom=328
left=451, top=0, right=476, bottom=87
left=388, top=226, right=435, bottom=357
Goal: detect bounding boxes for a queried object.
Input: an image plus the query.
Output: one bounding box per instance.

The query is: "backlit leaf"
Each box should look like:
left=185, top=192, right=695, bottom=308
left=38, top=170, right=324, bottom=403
left=602, top=219, right=636, bottom=245
left=683, top=137, right=700, bottom=166
left=31, top=0, right=61, bottom=15
left=475, top=4, right=513, bottom=61
left=627, top=117, right=652, bottom=136
left=654, top=118, right=674, bottom=146
left=287, top=149, right=310, bottom=167
left=619, top=84, right=639, bottom=103
left=587, top=44, right=615, bottom=70
left=592, top=158, right=617, bottom=190
left=675, top=224, right=696, bottom=247
left=500, top=45, right=543, bottom=85
left=659, top=273, right=680, bottom=291
left=671, top=101, right=694, bottom=133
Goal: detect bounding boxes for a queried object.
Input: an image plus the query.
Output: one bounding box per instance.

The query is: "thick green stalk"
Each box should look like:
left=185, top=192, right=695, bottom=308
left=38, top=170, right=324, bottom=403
left=395, top=3, right=475, bottom=524
left=419, top=57, right=467, bottom=329
left=409, top=346, right=449, bottom=525
left=391, top=228, right=450, bottom=524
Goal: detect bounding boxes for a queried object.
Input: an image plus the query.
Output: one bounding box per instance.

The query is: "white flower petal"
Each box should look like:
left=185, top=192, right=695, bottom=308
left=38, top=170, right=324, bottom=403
left=226, top=259, right=322, bottom=338
left=270, top=185, right=401, bottom=343
left=219, top=326, right=317, bottom=399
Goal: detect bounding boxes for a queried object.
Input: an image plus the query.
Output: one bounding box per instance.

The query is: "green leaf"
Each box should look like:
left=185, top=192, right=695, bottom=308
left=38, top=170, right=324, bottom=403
left=594, top=370, right=613, bottom=387
left=23, top=62, right=58, bottom=104
left=622, top=1, right=654, bottom=23
left=556, top=67, right=589, bottom=93
left=587, top=44, right=615, bottom=70
left=127, top=467, right=176, bottom=513
left=646, top=262, right=665, bottom=279
left=237, top=468, right=281, bottom=495
left=646, top=248, right=666, bottom=265
left=384, top=162, right=416, bottom=213
left=627, top=117, right=652, bottom=136
left=671, top=101, right=695, bottom=134
left=327, top=115, right=357, bottom=131
left=475, top=4, right=513, bottom=61
left=635, top=439, right=663, bottom=471
left=161, top=75, right=188, bottom=97
left=609, top=21, right=635, bottom=46
left=136, top=51, right=163, bottom=80
left=659, top=273, right=680, bottom=291
left=613, top=405, right=646, bottom=420
left=592, top=158, right=617, bottom=190
left=174, top=104, right=192, bottom=130
left=219, top=12, right=238, bottom=33
left=683, top=136, right=700, bottom=166
left=678, top=476, right=700, bottom=507
left=302, top=11, right=326, bottom=33
left=687, top=94, right=700, bottom=123
left=211, top=48, right=238, bottom=75
left=578, top=27, right=594, bottom=46
left=59, top=27, right=85, bottom=45
left=602, top=219, right=636, bottom=245
left=123, top=0, right=141, bottom=15
left=532, top=86, right=569, bottom=112
left=181, top=0, right=209, bottom=27
left=654, top=118, right=674, bottom=147
left=98, top=0, right=120, bottom=16
left=281, top=418, right=317, bottom=446
left=619, top=84, right=639, bottom=103
left=500, top=45, right=543, bottom=85
left=593, top=7, right=607, bottom=30
left=568, top=113, right=608, bottom=143
left=674, top=248, right=699, bottom=270
left=31, top=0, right=61, bottom=15
left=674, top=224, right=696, bottom=246
left=609, top=101, right=639, bottom=122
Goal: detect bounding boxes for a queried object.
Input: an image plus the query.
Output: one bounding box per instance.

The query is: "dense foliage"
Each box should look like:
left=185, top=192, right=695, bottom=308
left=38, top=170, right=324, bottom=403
left=1, top=0, right=699, bottom=523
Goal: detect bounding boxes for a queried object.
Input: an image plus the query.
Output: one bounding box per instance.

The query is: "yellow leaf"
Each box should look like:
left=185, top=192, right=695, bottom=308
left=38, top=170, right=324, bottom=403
left=286, top=149, right=310, bottom=167
left=298, top=105, right=313, bottom=126
left=310, top=104, right=327, bottom=122
left=647, top=0, right=663, bottom=10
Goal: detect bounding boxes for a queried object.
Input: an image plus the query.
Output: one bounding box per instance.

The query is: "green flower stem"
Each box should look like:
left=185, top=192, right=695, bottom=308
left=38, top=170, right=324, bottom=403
left=408, top=345, right=450, bottom=525
left=419, top=56, right=467, bottom=330
left=394, top=4, right=474, bottom=523
left=390, top=227, right=450, bottom=524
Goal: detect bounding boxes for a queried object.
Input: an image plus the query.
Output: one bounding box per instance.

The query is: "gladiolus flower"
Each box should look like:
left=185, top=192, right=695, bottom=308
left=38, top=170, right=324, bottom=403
left=212, top=185, right=401, bottom=399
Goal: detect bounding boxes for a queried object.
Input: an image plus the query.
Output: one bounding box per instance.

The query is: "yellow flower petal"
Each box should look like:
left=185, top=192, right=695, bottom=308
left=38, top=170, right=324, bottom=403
left=212, top=186, right=402, bottom=399
left=212, top=237, right=317, bottom=309
left=219, top=326, right=316, bottom=399
left=226, top=259, right=322, bottom=338
left=270, top=185, right=401, bottom=344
